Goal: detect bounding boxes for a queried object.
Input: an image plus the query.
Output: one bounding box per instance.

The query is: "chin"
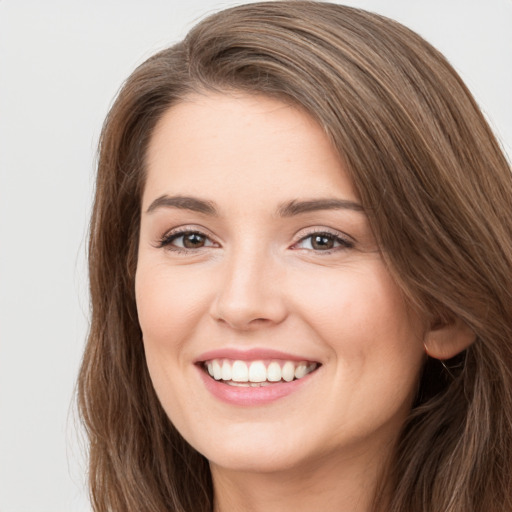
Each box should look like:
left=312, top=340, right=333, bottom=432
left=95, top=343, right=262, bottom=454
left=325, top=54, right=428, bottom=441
left=181, top=424, right=305, bottom=473
left=186, top=422, right=330, bottom=475
left=207, top=446, right=310, bottom=475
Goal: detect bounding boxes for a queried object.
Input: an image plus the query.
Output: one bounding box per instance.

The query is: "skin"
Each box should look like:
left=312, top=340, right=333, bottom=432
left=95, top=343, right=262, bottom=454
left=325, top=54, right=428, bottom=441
left=135, top=92, right=428, bottom=512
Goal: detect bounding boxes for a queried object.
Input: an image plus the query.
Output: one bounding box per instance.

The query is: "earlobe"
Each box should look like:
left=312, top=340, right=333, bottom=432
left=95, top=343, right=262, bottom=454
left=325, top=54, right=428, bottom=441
left=423, top=316, right=476, bottom=360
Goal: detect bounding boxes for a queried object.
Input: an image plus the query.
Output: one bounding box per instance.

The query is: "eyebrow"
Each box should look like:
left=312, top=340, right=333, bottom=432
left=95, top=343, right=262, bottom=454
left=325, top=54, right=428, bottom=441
left=277, top=198, right=364, bottom=216
left=145, top=195, right=364, bottom=216
left=146, top=195, right=218, bottom=215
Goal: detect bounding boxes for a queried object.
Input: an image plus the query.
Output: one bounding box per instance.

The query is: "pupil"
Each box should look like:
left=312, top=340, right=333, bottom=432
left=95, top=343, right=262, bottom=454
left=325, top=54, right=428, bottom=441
left=312, top=235, right=333, bottom=250
left=183, top=233, right=205, bottom=248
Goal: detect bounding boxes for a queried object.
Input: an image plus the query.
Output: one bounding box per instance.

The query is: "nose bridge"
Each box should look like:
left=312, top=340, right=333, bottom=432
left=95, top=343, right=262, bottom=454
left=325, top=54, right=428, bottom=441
left=211, top=238, right=287, bottom=329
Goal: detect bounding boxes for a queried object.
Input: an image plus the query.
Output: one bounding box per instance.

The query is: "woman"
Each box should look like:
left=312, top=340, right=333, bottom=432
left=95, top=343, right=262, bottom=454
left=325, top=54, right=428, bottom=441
left=77, top=2, right=512, bottom=511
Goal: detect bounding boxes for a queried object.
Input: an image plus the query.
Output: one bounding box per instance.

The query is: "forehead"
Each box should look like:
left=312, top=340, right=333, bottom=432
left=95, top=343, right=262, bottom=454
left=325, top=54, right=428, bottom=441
left=143, top=92, right=358, bottom=212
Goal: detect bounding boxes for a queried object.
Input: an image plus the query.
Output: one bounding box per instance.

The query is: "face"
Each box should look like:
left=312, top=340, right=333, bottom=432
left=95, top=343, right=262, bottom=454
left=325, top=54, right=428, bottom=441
left=136, top=92, right=426, bottom=475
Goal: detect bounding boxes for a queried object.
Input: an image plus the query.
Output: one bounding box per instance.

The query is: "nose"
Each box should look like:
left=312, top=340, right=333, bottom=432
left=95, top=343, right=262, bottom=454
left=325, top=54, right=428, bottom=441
left=210, top=246, right=288, bottom=331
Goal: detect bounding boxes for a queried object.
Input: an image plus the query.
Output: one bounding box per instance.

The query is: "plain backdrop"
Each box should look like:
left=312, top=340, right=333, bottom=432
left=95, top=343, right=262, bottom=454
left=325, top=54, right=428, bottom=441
left=0, top=1, right=510, bottom=510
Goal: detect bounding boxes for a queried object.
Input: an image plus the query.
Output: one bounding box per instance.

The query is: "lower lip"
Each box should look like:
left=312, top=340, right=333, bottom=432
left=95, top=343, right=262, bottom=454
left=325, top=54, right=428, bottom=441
left=196, top=365, right=317, bottom=406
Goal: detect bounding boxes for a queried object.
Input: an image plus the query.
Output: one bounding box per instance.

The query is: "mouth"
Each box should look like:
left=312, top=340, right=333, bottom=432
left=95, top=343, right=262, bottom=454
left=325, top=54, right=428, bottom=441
left=200, top=358, right=320, bottom=387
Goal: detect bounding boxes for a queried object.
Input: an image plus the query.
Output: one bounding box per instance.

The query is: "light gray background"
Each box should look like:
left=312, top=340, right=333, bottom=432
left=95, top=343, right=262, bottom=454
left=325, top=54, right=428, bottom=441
left=0, top=1, right=511, bottom=511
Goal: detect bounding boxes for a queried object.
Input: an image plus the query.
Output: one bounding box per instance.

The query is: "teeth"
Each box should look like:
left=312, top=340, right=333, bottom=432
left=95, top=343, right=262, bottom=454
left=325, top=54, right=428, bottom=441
left=267, top=361, right=282, bottom=382
left=204, top=358, right=318, bottom=384
left=294, top=363, right=307, bottom=379
left=227, top=381, right=272, bottom=387
left=281, top=361, right=295, bottom=382
left=221, top=360, right=232, bottom=381
left=232, top=360, right=249, bottom=382
left=227, top=381, right=250, bottom=387
left=212, top=360, right=222, bottom=380
left=248, top=361, right=267, bottom=382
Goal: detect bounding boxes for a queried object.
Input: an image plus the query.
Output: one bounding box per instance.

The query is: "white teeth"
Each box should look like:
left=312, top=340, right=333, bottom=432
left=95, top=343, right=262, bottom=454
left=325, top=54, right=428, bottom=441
left=221, top=360, right=232, bottom=381
left=294, top=363, right=307, bottom=379
left=267, top=361, right=282, bottom=382
left=248, top=361, right=267, bottom=382
left=281, top=361, right=295, bottom=382
left=204, top=358, right=319, bottom=384
left=227, top=381, right=273, bottom=387
left=232, top=360, right=249, bottom=382
left=212, top=360, right=222, bottom=380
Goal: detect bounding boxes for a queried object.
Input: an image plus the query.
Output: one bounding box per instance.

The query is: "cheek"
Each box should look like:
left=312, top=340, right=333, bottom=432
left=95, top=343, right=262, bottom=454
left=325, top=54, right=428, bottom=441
left=288, top=262, right=423, bottom=364
left=134, top=261, right=215, bottom=418
left=135, top=261, right=211, bottom=348
left=294, top=264, right=424, bottom=424
left=135, top=261, right=211, bottom=419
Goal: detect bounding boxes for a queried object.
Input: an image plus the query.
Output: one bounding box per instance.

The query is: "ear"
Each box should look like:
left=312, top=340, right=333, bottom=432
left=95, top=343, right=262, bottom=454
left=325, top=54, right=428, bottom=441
left=423, top=316, right=476, bottom=360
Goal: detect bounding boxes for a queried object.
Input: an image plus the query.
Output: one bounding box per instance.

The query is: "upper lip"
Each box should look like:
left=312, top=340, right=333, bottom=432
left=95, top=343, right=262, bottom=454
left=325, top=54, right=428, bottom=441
left=195, top=348, right=319, bottom=364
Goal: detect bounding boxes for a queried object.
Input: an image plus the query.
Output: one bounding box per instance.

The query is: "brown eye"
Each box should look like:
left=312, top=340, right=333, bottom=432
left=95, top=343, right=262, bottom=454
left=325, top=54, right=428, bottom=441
left=158, top=230, right=216, bottom=251
left=182, top=232, right=206, bottom=248
left=294, top=231, right=354, bottom=252
left=311, top=234, right=335, bottom=250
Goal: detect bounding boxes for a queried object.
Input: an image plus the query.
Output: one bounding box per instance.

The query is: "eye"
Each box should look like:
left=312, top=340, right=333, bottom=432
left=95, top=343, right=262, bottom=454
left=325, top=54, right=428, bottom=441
left=293, top=231, right=354, bottom=252
left=158, top=230, right=217, bottom=252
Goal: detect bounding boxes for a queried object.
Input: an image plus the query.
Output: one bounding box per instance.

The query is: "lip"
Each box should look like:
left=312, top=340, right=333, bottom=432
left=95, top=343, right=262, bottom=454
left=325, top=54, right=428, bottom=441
left=196, top=364, right=318, bottom=406
left=194, top=348, right=321, bottom=406
left=195, top=348, right=317, bottom=364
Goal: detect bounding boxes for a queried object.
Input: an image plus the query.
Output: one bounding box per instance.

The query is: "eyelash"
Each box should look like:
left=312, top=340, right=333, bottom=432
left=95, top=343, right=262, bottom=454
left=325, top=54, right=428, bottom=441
left=292, top=229, right=355, bottom=253
left=157, top=227, right=354, bottom=255
left=156, top=228, right=216, bottom=254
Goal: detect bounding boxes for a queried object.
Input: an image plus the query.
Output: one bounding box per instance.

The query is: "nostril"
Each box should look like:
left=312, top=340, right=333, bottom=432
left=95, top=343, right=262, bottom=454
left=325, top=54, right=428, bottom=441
left=209, top=277, right=288, bottom=330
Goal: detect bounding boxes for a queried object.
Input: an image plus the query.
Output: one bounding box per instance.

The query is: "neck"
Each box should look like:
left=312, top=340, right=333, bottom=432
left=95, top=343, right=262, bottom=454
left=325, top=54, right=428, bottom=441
left=211, top=447, right=392, bottom=512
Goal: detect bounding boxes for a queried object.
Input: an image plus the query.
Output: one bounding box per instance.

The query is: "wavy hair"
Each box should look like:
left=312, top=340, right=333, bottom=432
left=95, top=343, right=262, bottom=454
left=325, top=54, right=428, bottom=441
left=77, top=2, right=512, bottom=511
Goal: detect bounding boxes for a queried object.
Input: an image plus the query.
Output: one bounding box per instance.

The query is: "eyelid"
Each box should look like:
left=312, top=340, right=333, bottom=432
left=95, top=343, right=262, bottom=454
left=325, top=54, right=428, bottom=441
left=155, top=225, right=355, bottom=253
left=291, top=227, right=355, bottom=251
left=156, top=225, right=219, bottom=251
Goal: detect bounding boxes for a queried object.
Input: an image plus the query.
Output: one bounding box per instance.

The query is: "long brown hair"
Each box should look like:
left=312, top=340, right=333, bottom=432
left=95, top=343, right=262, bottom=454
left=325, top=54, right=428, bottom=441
left=77, top=2, right=512, bottom=511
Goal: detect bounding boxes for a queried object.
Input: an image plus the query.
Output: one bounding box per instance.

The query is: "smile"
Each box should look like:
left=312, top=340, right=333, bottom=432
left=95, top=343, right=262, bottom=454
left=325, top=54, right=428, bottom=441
left=203, top=359, right=319, bottom=386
